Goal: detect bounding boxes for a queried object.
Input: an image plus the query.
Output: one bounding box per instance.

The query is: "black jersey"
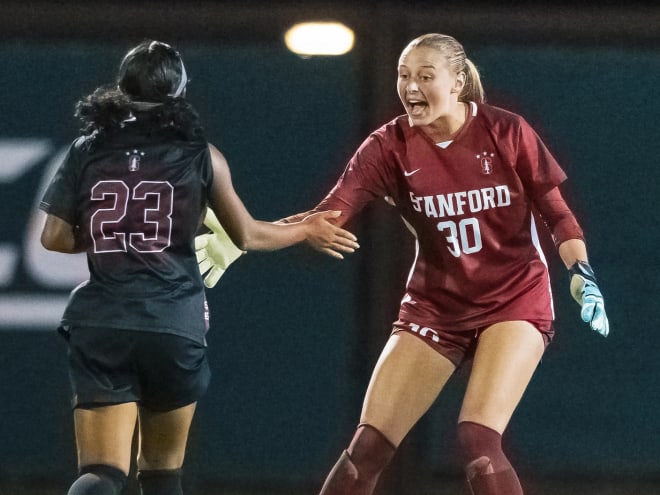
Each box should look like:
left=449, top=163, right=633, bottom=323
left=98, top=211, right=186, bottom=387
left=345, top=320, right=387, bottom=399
left=40, top=123, right=213, bottom=345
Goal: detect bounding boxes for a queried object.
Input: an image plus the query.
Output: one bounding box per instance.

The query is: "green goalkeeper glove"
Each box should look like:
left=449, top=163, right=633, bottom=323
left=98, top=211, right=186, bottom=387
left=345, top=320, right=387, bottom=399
left=569, top=261, right=609, bottom=337
left=195, top=209, right=244, bottom=288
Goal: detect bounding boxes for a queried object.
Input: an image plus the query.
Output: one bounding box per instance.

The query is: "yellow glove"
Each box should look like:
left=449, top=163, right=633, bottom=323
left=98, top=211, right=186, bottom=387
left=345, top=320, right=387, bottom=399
left=195, top=209, right=244, bottom=288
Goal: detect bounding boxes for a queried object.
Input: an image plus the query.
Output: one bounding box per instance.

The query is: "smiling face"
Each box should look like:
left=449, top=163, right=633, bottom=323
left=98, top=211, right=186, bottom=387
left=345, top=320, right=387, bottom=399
left=397, top=46, right=466, bottom=128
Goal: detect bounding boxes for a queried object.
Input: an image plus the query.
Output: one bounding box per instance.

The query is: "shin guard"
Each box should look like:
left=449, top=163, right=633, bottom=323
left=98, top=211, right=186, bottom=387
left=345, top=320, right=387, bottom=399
left=457, top=421, right=523, bottom=495
left=318, top=424, right=396, bottom=495
left=67, top=464, right=127, bottom=495
left=138, top=468, right=183, bottom=495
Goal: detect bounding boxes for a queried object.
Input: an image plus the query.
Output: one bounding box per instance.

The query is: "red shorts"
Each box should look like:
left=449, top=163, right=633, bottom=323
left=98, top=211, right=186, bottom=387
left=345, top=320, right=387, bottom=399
left=392, top=319, right=554, bottom=367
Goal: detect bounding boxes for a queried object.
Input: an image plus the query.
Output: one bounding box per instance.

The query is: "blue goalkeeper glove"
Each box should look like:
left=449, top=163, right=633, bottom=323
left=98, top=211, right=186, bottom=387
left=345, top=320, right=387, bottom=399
left=195, top=209, right=245, bottom=288
left=569, top=261, right=609, bottom=337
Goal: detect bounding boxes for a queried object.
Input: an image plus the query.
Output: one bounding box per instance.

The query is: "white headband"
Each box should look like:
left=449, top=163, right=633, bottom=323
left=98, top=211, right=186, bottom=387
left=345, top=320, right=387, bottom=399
left=170, top=60, right=188, bottom=97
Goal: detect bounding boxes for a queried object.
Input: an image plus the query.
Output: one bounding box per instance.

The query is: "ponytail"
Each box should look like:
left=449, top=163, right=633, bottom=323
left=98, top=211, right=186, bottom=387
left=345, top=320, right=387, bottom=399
left=461, top=58, right=485, bottom=104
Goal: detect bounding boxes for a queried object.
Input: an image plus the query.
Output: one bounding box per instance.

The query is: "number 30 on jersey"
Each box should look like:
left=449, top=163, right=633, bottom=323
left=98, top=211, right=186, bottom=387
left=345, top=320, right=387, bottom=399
left=437, top=218, right=482, bottom=257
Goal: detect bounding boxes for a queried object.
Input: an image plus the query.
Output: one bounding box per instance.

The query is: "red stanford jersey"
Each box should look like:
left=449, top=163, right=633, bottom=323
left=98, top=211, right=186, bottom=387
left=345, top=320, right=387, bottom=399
left=317, top=102, right=569, bottom=331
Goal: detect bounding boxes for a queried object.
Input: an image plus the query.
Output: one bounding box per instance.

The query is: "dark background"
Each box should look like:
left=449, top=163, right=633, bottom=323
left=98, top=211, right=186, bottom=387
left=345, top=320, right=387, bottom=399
left=0, top=2, right=658, bottom=494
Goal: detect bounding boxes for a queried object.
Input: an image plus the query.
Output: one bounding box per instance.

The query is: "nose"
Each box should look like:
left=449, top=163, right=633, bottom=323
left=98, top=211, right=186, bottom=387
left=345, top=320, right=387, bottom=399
left=406, top=81, right=419, bottom=93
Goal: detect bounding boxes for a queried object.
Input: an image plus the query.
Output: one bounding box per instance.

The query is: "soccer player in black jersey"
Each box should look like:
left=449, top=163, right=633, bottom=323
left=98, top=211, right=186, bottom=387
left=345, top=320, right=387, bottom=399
left=39, top=40, right=359, bottom=495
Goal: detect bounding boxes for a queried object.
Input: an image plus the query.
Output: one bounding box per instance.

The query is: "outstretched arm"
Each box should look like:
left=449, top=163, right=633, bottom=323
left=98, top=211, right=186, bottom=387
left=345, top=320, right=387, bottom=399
left=206, top=144, right=358, bottom=254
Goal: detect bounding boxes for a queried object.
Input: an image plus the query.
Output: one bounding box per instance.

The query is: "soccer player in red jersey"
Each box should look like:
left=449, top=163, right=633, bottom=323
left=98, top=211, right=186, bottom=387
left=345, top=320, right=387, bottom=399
left=267, top=33, right=608, bottom=495
left=39, top=40, right=358, bottom=495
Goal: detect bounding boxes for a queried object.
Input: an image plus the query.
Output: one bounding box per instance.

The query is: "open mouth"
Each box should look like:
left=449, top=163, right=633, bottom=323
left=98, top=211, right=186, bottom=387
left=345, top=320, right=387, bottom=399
left=408, top=101, right=428, bottom=117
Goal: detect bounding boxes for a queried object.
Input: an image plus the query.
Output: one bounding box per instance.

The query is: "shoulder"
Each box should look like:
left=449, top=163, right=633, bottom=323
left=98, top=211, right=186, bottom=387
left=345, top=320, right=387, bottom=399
left=207, top=143, right=231, bottom=178
left=61, top=134, right=97, bottom=166
left=207, top=143, right=226, bottom=163
left=359, top=115, right=409, bottom=154
left=370, top=115, right=409, bottom=141
left=473, top=103, right=540, bottom=146
left=476, top=102, right=527, bottom=129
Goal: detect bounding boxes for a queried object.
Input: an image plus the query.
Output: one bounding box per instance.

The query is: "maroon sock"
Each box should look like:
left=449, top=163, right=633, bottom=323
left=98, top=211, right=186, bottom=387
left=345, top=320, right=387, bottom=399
left=457, top=421, right=523, bottom=495
left=318, top=424, right=396, bottom=495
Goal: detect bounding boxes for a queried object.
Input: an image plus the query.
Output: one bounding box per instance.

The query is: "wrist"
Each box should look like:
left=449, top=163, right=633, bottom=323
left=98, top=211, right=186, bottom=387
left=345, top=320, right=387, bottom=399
left=568, top=260, right=596, bottom=282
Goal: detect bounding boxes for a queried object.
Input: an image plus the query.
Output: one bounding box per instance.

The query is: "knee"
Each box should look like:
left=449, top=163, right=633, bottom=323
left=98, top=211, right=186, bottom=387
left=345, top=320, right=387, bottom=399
left=138, top=444, right=185, bottom=471
left=457, top=422, right=523, bottom=495
left=346, top=424, right=397, bottom=477
left=67, top=464, right=127, bottom=495
left=138, top=452, right=184, bottom=471
left=318, top=424, right=397, bottom=495
left=457, top=421, right=513, bottom=475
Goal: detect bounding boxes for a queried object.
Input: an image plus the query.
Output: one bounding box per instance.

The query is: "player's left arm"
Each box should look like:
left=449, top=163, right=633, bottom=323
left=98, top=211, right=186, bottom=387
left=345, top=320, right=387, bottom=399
left=536, top=187, right=609, bottom=337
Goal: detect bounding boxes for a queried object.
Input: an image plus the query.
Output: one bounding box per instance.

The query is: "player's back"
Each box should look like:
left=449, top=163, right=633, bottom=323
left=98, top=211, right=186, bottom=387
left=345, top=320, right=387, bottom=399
left=61, top=124, right=212, bottom=340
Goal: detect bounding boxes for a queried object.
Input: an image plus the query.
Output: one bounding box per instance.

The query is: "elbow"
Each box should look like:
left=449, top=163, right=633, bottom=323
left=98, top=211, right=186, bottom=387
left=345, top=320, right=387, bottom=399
left=40, top=231, right=57, bottom=251
left=231, top=224, right=260, bottom=252
left=40, top=230, right=74, bottom=253
left=228, top=230, right=250, bottom=252
left=235, top=239, right=250, bottom=252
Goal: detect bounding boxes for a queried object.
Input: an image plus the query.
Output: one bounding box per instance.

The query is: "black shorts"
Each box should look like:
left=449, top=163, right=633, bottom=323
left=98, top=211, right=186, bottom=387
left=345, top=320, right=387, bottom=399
left=64, top=326, right=211, bottom=411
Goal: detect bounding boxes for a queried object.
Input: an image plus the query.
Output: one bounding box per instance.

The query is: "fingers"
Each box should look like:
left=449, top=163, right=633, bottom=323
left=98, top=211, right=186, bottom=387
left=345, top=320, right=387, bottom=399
left=196, top=248, right=207, bottom=264
left=573, top=278, right=609, bottom=337
left=332, top=235, right=360, bottom=253
left=305, top=211, right=360, bottom=257
left=325, top=217, right=359, bottom=250
left=319, top=247, right=345, bottom=260
left=194, top=234, right=209, bottom=250
left=581, top=283, right=609, bottom=337
left=582, top=296, right=609, bottom=337
left=323, top=230, right=359, bottom=255
left=592, top=307, right=609, bottom=337
left=204, top=266, right=225, bottom=288
left=333, top=225, right=359, bottom=243
left=197, top=244, right=228, bottom=287
left=198, top=257, right=213, bottom=275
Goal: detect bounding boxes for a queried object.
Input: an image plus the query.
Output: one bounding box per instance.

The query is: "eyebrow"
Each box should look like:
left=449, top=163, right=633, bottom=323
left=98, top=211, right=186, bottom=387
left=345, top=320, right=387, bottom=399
left=398, top=64, right=436, bottom=69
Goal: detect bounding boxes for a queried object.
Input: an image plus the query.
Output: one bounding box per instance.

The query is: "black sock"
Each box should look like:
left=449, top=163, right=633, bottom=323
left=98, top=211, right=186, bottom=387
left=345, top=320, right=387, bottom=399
left=67, top=464, right=127, bottom=495
left=138, top=468, right=183, bottom=495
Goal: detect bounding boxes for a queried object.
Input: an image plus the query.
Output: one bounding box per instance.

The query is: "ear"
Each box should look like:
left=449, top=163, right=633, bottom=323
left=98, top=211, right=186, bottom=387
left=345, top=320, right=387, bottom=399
left=451, top=71, right=466, bottom=94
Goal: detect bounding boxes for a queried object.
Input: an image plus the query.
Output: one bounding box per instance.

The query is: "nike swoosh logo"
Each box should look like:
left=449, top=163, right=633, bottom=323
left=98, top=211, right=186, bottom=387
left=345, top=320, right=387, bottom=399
left=404, top=168, right=420, bottom=177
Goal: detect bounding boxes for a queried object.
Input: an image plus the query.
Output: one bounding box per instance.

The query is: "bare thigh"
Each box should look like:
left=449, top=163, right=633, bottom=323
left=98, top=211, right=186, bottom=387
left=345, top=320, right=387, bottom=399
left=360, top=332, right=456, bottom=446
left=137, top=402, right=197, bottom=471
left=459, top=320, right=545, bottom=433
left=74, top=402, right=138, bottom=475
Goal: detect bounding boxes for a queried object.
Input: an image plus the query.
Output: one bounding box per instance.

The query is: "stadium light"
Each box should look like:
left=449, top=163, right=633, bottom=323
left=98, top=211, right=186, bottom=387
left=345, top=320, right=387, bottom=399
left=285, top=22, right=354, bottom=56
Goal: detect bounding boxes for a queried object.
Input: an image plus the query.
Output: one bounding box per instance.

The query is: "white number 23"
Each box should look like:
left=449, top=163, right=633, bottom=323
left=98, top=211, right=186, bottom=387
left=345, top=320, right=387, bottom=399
left=90, top=180, right=173, bottom=253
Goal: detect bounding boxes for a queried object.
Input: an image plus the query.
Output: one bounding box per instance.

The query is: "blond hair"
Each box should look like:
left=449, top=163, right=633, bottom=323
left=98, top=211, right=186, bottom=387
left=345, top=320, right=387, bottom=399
left=404, top=33, right=485, bottom=103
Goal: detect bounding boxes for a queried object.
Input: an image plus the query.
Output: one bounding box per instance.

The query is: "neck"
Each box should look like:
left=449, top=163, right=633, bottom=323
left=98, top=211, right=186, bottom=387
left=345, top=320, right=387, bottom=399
left=421, top=101, right=467, bottom=142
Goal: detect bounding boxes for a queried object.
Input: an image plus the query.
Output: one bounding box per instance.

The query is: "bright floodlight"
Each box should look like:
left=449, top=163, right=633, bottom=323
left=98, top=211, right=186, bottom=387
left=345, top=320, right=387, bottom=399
left=285, top=22, right=354, bottom=56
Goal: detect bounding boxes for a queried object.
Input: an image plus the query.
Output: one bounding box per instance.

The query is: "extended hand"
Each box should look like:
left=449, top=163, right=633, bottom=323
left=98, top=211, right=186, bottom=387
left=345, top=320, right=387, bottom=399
left=302, top=210, right=359, bottom=259
left=569, top=261, right=609, bottom=337
left=195, top=209, right=244, bottom=288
